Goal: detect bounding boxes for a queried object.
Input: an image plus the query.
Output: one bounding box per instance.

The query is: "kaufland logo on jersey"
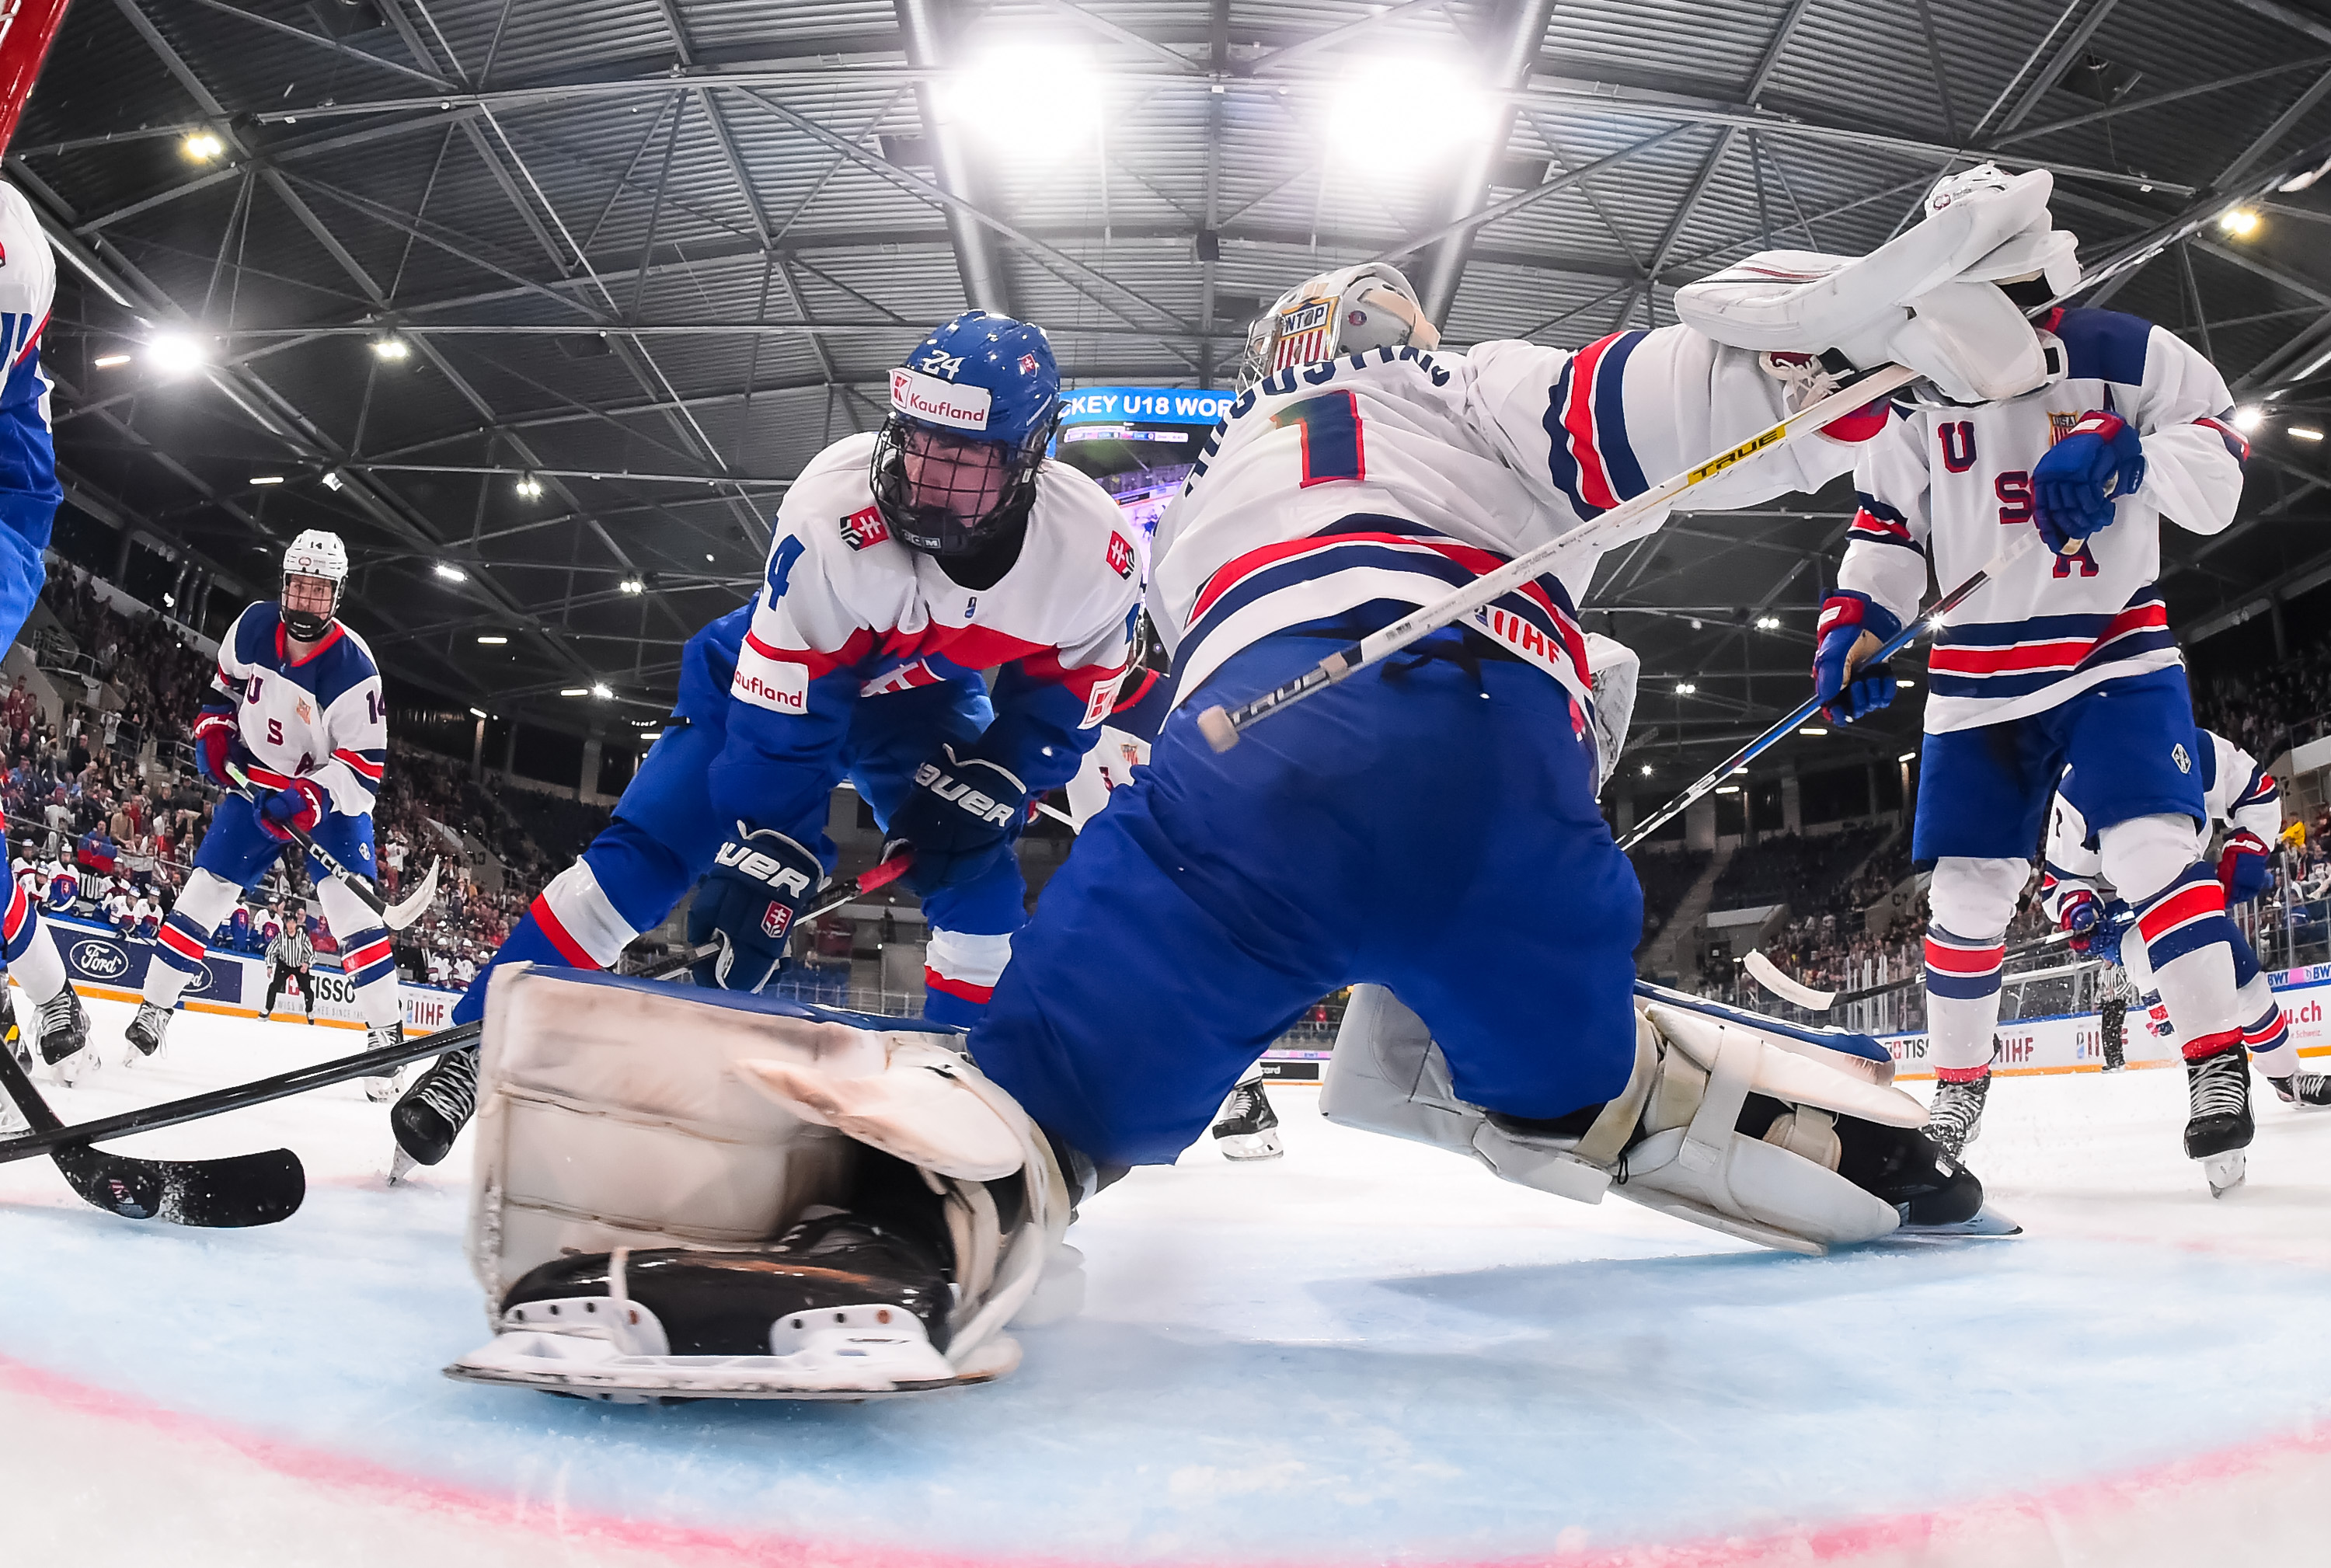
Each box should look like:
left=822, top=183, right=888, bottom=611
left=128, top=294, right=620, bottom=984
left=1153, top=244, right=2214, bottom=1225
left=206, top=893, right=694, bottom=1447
left=890, top=368, right=992, bottom=432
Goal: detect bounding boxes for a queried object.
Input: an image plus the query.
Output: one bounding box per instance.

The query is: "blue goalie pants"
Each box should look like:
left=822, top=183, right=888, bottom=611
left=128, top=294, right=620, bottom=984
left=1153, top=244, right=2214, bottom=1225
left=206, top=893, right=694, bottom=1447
left=967, top=626, right=1645, bottom=1169
left=452, top=658, right=1027, bottom=1029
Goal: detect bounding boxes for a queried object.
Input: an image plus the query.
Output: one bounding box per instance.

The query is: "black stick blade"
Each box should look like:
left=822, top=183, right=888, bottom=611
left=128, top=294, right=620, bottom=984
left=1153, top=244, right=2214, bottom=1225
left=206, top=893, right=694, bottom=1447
left=50, top=1142, right=305, bottom=1228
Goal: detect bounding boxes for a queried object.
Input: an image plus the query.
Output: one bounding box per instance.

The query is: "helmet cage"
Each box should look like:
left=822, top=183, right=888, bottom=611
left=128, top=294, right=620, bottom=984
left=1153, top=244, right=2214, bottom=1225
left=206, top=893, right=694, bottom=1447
left=869, top=412, right=1054, bottom=559
left=280, top=570, right=343, bottom=642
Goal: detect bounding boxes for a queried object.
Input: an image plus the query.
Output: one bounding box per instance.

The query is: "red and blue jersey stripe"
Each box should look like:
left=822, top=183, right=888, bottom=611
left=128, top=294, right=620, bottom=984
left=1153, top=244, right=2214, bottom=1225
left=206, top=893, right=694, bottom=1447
left=1543, top=331, right=1649, bottom=520
left=1846, top=491, right=1923, bottom=556
left=1927, top=585, right=2174, bottom=703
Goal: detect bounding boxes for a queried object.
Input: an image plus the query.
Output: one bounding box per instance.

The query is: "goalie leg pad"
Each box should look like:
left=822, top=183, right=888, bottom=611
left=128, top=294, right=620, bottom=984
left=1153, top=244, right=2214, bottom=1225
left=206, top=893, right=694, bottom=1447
left=448, top=967, right=1064, bottom=1399
left=1324, top=985, right=1945, bottom=1255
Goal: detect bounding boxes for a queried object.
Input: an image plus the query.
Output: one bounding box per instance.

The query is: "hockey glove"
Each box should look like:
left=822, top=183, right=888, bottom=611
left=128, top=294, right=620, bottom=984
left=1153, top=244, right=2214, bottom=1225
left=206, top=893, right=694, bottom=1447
left=1812, top=591, right=1901, bottom=724
left=2059, top=889, right=2101, bottom=953
left=883, top=744, right=1028, bottom=897
left=257, top=778, right=327, bottom=841
left=2092, top=901, right=2131, bottom=969
left=2032, top=409, right=2146, bottom=551
left=687, top=824, right=823, bottom=992
left=191, top=705, right=236, bottom=787
left=2218, top=831, right=2274, bottom=905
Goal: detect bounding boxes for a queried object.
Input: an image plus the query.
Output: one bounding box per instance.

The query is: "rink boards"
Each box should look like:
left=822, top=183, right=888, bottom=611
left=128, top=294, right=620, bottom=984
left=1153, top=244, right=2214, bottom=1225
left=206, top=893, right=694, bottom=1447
left=1882, top=957, right=2331, bottom=1078
left=33, top=913, right=465, bottom=1035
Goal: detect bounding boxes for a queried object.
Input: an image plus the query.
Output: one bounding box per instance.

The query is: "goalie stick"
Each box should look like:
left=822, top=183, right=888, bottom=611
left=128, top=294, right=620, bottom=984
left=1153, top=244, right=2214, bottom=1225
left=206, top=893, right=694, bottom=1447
left=225, top=760, right=440, bottom=931
left=0, top=851, right=917, bottom=1173
left=1619, top=137, right=2331, bottom=852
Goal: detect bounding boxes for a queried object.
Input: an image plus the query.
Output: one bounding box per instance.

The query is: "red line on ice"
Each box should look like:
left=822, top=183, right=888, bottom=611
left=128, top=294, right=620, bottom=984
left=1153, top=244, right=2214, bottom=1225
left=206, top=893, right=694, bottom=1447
left=4, top=1349, right=2329, bottom=1568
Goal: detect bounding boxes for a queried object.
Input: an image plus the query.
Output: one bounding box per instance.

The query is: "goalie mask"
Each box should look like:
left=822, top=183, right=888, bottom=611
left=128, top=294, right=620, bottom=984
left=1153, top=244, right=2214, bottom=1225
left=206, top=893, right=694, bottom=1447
left=1239, top=263, right=1440, bottom=389
left=280, top=528, right=349, bottom=642
left=870, top=312, right=1061, bottom=563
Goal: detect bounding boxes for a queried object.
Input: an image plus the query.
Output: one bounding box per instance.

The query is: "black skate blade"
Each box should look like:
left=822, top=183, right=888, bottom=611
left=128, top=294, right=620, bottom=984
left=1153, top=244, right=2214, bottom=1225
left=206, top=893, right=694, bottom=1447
left=50, top=1141, right=305, bottom=1228
left=1889, top=1204, right=2023, bottom=1242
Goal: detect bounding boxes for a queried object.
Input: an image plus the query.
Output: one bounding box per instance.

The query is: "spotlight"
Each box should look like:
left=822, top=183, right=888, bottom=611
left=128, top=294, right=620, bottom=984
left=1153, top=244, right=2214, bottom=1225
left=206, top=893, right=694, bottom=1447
left=2217, top=207, right=2261, bottom=237
left=1675, top=682, right=1696, bottom=695
left=468, top=708, right=488, bottom=720
left=942, top=47, right=1103, bottom=159
left=434, top=562, right=469, bottom=583
left=1798, top=727, right=1828, bottom=737
left=249, top=474, right=284, bottom=486
left=618, top=577, right=644, bottom=594
left=514, top=474, right=543, bottom=499
left=2232, top=406, right=2266, bottom=434
left=92, top=353, right=130, bottom=368
left=147, top=333, right=204, bottom=375
left=476, top=635, right=507, bottom=645
left=559, top=688, right=587, bottom=698
left=1639, top=763, right=1653, bottom=776
left=1716, top=785, right=1740, bottom=796
left=1755, top=615, right=1782, bottom=631
left=2292, top=427, right=2325, bottom=442
left=1898, top=751, right=1917, bottom=763
left=320, top=470, right=344, bottom=492
left=590, top=683, right=613, bottom=699
left=182, top=131, right=225, bottom=162
left=1322, top=58, right=1493, bottom=172
left=370, top=337, right=410, bottom=361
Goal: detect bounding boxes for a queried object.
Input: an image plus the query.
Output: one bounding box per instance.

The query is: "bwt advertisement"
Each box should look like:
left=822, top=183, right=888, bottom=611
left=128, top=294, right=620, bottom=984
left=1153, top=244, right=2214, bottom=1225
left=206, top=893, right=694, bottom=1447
left=50, top=915, right=462, bottom=1036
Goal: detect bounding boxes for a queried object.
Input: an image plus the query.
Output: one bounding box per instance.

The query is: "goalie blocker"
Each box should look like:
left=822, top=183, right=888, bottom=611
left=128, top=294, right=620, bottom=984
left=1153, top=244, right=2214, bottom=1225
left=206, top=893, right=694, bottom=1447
left=447, top=967, right=1078, bottom=1401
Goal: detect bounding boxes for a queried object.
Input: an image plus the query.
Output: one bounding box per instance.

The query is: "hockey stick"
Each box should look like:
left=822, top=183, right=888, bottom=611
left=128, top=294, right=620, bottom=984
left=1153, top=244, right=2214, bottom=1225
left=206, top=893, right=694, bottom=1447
left=0, top=852, right=920, bottom=1167
left=1618, top=141, right=2331, bottom=852
left=1745, top=922, right=2111, bottom=1012
left=224, top=761, right=438, bottom=931
left=0, top=1027, right=305, bottom=1226
left=1193, top=360, right=1925, bottom=754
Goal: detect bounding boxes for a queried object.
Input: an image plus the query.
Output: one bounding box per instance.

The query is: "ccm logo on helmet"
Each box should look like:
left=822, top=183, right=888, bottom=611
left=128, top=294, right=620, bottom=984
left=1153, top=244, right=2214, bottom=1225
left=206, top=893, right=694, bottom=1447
left=912, top=763, right=1019, bottom=826
left=713, top=843, right=814, bottom=897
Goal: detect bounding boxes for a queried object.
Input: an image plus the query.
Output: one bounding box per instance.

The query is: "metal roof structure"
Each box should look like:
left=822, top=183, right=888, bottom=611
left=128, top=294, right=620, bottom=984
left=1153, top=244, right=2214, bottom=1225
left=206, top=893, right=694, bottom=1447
left=10, top=0, right=2331, bottom=796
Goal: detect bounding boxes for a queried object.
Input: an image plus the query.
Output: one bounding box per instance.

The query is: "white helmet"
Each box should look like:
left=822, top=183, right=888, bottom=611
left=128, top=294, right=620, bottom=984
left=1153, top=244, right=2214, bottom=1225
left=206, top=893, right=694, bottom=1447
left=281, top=528, right=349, bottom=640
left=1239, top=263, right=1440, bottom=389
left=1925, top=163, right=2081, bottom=298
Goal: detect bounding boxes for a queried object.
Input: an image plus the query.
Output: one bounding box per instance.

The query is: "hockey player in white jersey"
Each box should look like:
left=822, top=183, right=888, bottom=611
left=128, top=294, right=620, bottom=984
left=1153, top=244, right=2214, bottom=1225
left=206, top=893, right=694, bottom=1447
left=0, top=179, right=96, bottom=1108
left=2039, top=730, right=2326, bottom=1119
left=124, top=531, right=405, bottom=1095
left=438, top=172, right=2072, bottom=1402
left=1812, top=165, right=2253, bottom=1191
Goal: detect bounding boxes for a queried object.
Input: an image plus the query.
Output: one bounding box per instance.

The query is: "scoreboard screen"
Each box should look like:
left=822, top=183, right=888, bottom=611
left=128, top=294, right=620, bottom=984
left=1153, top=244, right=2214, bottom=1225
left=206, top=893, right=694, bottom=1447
left=1049, top=385, right=1237, bottom=577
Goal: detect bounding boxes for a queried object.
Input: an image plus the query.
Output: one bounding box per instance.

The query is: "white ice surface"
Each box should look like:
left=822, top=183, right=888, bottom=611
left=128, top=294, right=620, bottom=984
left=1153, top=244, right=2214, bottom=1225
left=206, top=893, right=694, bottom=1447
left=4, top=998, right=2331, bottom=1567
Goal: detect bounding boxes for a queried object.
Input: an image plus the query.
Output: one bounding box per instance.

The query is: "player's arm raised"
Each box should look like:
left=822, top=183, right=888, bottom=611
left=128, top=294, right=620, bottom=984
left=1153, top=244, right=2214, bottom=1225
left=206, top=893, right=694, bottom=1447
left=2032, top=324, right=2246, bottom=550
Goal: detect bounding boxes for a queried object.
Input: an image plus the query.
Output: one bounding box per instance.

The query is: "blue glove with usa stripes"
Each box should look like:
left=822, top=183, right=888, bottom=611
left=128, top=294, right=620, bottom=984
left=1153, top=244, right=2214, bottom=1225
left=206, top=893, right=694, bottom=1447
left=688, top=824, right=823, bottom=991
left=2218, top=831, right=2274, bottom=905
left=257, top=777, right=326, bottom=841
left=1812, top=591, right=1901, bottom=724
left=190, top=704, right=236, bottom=787
left=2033, top=409, right=2146, bottom=551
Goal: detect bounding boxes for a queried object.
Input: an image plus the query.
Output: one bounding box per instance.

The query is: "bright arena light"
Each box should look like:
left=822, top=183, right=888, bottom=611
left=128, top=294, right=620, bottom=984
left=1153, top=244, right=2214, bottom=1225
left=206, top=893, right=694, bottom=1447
left=590, top=682, right=613, bottom=699
left=371, top=336, right=410, bottom=361
left=514, top=474, right=544, bottom=499
left=2292, top=427, right=2326, bottom=442
left=942, top=47, right=1103, bottom=159
left=1323, top=59, right=1495, bottom=171
left=618, top=577, right=644, bottom=594
left=2233, top=406, right=2267, bottom=434
left=1639, top=763, right=1653, bottom=775
left=559, top=688, right=587, bottom=698
left=1754, top=615, right=1781, bottom=631
left=1675, top=681, right=1696, bottom=695
left=2218, top=207, right=2261, bottom=237
left=476, top=635, right=507, bottom=645
left=92, top=352, right=130, bottom=368
left=146, top=333, right=205, bottom=376
left=181, top=131, right=225, bottom=162
left=433, top=562, right=469, bottom=583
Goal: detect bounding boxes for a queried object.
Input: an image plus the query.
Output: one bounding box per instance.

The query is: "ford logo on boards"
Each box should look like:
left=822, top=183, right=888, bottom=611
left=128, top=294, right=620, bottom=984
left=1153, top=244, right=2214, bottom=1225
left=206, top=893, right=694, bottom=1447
left=70, top=941, right=127, bottom=980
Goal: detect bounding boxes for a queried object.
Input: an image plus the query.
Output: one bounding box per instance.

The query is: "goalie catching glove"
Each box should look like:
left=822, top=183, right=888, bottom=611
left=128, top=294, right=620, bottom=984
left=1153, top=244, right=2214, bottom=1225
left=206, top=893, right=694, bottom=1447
left=1674, top=166, right=2067, bottom=406
left=447, top=967, right=1075, bottom=1401
left=1322, top=985, right=1982, bottom=1255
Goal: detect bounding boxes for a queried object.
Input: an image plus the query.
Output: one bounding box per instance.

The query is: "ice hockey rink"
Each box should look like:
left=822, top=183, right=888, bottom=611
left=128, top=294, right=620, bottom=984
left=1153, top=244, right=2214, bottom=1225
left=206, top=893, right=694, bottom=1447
left=0, top=997, right=2324, bottom=1568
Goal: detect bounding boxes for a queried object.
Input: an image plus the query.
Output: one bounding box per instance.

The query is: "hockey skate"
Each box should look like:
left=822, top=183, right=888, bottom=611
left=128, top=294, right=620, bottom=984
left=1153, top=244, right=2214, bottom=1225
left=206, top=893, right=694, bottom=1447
left=361, top=1023, right=406, bottom=1103
left=2185, top=1046, right=2253, bottom=1198
left=2, top=985, right=26, bottom=1075
left=2270, top=1072, right=2331, bottom=1110
left=1924, top=1070, right=1990, bottom=1161
left=36, top=987, right=98, bottom=1085
left=388, top=1044, right=477, bottom=1169
left=122, top=1001, right=172, bottom=1068
left=1211, top=1071, right=1284, bottom=1160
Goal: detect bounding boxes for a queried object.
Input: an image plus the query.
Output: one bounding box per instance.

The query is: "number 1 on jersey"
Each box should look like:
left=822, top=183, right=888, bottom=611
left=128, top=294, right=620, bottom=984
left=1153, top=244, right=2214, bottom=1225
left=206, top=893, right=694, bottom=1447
left=1272, top=391, right=1367, bottom=487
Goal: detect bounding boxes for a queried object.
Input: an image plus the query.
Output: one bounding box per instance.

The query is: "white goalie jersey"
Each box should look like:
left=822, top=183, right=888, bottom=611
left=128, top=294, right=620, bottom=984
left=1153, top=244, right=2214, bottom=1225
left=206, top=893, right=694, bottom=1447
left=1152, top=329, right=1884, bottom=720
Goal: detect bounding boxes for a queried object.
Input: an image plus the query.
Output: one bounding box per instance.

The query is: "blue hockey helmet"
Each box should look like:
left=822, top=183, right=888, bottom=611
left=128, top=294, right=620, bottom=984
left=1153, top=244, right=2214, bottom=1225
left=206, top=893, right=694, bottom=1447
left=870, top=311, right=1062, bottom=560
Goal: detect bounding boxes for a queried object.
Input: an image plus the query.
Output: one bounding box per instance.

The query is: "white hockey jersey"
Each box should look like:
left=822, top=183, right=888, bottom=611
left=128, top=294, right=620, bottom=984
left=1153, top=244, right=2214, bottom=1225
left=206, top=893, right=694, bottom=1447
left=1152, top=329, right=1880, bottom=716
left=1838, top=307, right=2246, bottom=734
left=717, top=430, right=1140, bottom=835
left=211, top=604, right=389, bottom=818
left=2039, top=727, right=2279, bottom=918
